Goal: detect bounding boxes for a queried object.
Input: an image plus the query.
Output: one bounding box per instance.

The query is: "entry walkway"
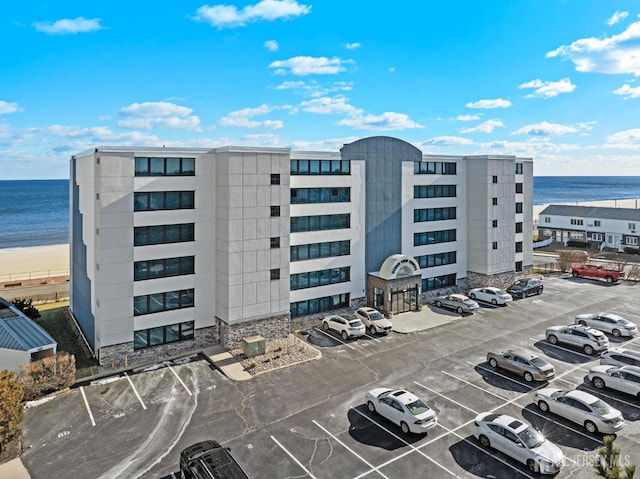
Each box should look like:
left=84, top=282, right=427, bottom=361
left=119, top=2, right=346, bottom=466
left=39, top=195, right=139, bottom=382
left=0, top=458, right=30, bottom=479
left=391, top=305, right=463, bottom=333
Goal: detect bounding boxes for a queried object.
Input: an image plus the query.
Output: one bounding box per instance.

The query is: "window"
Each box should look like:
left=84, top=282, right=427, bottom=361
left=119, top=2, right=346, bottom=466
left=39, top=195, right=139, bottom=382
left=515, top=202, right=523, bottom=214
left=290, top=293, right=350, bottom=318
left=492, top=242, right=498, bottom=250
left=629, top=223, right=637, bottom=230
left=270, top=174, right=280, bottom=185
left=515, top=163, right=523, bottom=174
left=515, top=222, right=523, bottom=233
left=270, top=237, right=280, bottom=248
left=134, top=191, right=195, bottom=211
left=290, top=159, right=350, bottom=175
left=291, top=187, right=350, bottom=204
left=413, top=185, right=457, bottom=199
left=515, top=261, right=523, bottom=272
left=134, top=157, right=195, bottom=176
left=492, top=176, right=498, bottom=184
left=134, top=320, right=194, bottom=349
left=413, top=229, right=457, bottom=246
left=415, top=251, right=456, bottom=268
left=570, top=232, right=584, bottom=240
left=290, top=267, right=350, bottom=290
left=515, top=241, right=523, bottom=253
left=134, top=256, right=194, bottom=281
left=271, top=206, right=280, bottom=217
left=492, top=197, right=498, bottom=206
left=492, top=220, right=498, bottom=228
left=414, top=161, right=457, bottom=175
left=626, top=236, right=639, bottom=246
left=134, top=289, right=194, bottom=316
left=594, top=220, right=601, bottom=227
left=570, top=218, right=584, bottom=226
left=421, top=273, right=456, bottom=292
left=413, top=207, right=456, bottom=223
left=515, top=183, right=523, bottom=194
left=134, top=223, right=194, bottom=246
left=544, top=216, right=551, bottom=223
left=270, top=269, right=280, bottom=280
left=291, top=240, right=349, bottom=261
left=291, top=214, right=350, bottom=233
left=591, top=233, right=603, bottom=241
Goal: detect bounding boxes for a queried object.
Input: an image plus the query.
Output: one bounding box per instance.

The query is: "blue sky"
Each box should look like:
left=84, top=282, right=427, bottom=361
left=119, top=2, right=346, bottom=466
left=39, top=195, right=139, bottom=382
left=2, top=1, right=640, bottom=179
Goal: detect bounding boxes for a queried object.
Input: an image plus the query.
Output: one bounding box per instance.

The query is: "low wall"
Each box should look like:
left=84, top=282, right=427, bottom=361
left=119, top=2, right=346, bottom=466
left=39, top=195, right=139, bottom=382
left=219, top=313, right=290, bottom=350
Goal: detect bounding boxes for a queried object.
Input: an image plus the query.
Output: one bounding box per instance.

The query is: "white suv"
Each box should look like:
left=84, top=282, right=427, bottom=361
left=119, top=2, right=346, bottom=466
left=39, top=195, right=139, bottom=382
left=545, top=324, right=609, bottom=355
left=321, top=315, right=365, bottom=340
left=588, top=365, right=640, bottom=398
left=354, top=307, right=392, bottom=335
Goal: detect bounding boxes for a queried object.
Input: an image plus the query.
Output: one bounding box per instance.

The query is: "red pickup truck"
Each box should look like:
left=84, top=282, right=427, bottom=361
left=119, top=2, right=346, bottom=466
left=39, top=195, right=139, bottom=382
left=571, top=264, right=624, bottom=283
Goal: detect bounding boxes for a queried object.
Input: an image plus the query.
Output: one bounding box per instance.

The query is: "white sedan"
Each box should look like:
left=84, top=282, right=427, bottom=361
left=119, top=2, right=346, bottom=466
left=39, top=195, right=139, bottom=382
left=575, top=312, right=638, bottom=337
left=468, top=287, right=513, bottom=305
left=366, top=388, right=437, bottom=434
left=321, top=315, right=365, bottom=340
left=473, top=412, right=564, bottom=474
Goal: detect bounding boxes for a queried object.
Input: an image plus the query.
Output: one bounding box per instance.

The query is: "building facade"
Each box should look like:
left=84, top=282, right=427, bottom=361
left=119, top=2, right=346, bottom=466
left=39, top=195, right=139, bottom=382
left=538, top=204, right=640, bottom=252
left=70, top=136, right=533, bottom=366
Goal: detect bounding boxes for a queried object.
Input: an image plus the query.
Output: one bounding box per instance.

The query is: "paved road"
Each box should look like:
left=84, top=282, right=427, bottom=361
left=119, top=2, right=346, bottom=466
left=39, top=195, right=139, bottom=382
left=21, top=275, right=640, bottom=478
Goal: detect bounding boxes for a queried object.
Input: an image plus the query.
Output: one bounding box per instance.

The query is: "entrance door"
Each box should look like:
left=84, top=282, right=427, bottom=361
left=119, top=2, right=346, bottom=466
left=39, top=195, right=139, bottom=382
left=390, top=287, right=418, bottom=314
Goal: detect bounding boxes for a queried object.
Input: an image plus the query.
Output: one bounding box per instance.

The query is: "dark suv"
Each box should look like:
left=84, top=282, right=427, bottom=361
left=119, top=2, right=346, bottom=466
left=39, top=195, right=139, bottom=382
left=507, top=278, right=543, bottom=299
left=180, top=440, right=250, bottom=479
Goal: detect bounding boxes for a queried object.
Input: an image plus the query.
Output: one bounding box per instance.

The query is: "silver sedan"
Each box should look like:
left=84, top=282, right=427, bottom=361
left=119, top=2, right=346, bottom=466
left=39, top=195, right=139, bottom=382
left=468, top=287, right=512, bottom=305
left=575, top=312, right=637, bottom=337
left=486, top=349, right=556, bottom=382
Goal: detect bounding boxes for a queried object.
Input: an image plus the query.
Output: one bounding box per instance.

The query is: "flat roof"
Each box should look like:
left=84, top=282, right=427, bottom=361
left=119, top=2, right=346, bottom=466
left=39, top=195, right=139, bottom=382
left=0, top=299, right=57, bottom=353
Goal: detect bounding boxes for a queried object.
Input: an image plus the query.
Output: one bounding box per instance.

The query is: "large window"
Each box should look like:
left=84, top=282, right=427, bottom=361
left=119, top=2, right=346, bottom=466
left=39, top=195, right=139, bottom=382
left=515, top=183, right=523, bottom=194
left=415, top=251, right=456, bottom=268
left=626, top=236, right=639, bottom=246
left=413, top=229, right=456, bottom=246
left=413, top=207, right=456, bottom=223
left=134, top=223, right=194, bottom=246
left=291, top=187, right=350, bottom=204
left=421, top=274, right=456, bottom=292
left=515, top=202, right=523, bottom=214
left=515, top=222, right=523, bottom=233
left=134, top=191, right=195, bottom=211
left=291, top=159, right=350, bottom=175
left=291, top=240, right=350, bottom=261
left=515, top=163, right=523, bottom=174
left=134, top=256, right=195, bottom=281
left=134, top=289, right=194, bottom=316
left=134, top=157, right=195, bottom=176
left=134, top=320, right=194, bottom=349
left=290, top=293, right=350, bottom=318
left=414, top=162, right=457, bottom=175
left=515, top=241, right=523, bottom=253
left=291, top=214, right=350, bottom=233
left=290, top=267, right=350, bottom=290
left=414, top=185, right=457, bottom=199
left=570, top=218, right=584, bottom=226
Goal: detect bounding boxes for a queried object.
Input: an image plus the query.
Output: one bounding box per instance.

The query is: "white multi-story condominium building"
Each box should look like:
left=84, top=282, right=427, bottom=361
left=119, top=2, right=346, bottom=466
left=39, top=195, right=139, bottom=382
left=538, top=205, right=640, bottom=252
left=70, top=136, right=533, bottom=366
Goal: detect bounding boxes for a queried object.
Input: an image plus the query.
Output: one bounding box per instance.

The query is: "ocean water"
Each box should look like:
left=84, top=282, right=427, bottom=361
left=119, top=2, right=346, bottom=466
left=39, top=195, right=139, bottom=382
left=1, top=177, right=639, bottom=249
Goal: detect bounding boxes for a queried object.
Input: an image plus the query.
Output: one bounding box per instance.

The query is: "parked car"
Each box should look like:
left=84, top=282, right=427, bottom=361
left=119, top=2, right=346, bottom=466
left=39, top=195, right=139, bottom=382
left=321, top=314, right=365, bottom=340
left=180, top=440, right=251, bottom=479
left=354, top=307, right=392, bottom=335
left=571, top=264, right=624, bottom=283
left=574, top=312, right=637, bottom=337
left=534, top=388, right=625, bottom=434
left=468, top=287, right=513, bottom=305
left=365, top=388, right=438, bottom=434
left=433, top=294, right=479, bottom=314
left=473, top=412, right=564, bottom=475
left=600, top=347, right=640, bottom=368
left=486, top=348, right=556, bottom=382
left=506, top=278, right=543, bottom=299
left=545, top=324, right=609, bottom=355
left=588, top=365, right=640, bottom=398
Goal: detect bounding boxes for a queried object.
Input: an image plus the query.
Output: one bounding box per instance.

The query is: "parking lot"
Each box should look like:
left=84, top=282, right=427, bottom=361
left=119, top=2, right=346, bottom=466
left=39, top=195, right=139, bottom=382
left=21, top=275, right=640, bottom=478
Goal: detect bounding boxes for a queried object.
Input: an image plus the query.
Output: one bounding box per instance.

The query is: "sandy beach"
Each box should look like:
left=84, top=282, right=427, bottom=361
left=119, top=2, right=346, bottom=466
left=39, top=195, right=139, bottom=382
left=0, top=244, right=69, bottom=283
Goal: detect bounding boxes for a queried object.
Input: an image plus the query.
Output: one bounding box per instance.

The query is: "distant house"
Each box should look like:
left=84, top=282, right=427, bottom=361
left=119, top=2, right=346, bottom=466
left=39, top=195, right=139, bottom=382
left=538, top=205, right=640, bottom=252
left=0, top=297, right=57, bottom=373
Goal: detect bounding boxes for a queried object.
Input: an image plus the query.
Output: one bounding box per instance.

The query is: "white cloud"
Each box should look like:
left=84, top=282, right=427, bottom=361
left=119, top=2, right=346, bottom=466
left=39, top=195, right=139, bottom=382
left=25, top=124, right=160, bottom=143
left=345, top=42, right=360, bottom=50
left=272, top=80, right=353, bottom=97
left=518, top=78, right=576, bottom=98
left=607, top=11, right=629, bottom=26
left=192, top=0, right=310, bottom=28
left=290, top=136, right=360, bottom=150
left=299, top=96, right=361, bottom=115
left=421, top=136, right=473, bottom=146
left=547, top=21, right=640, bottom=76
left=264, top=40, right=279, bottom=51
left=218, top=104, right=284, bottom=129
left=240, top=133, right=282, bottom=146
left=605, top=128, right=640, bottom=148
left=465, top=98, right=512, bottom=109
left=118, top=101, right=201, bottom=130
left=613, top=83, right=640, bottom=98
left=389, top=67, right=395, bottom=72
left=34, top=17, right=104, bottom=35
left=336, top=112, right=423, bottom=131
left=511, top=121, right=577, bottom=136
left=0, top=101, right=21, bottom=114
left=460, top=119, right=504, bottom=134
left=269, top=56, right=351, bottom=75
left=456, top=114, right=480, bottom=121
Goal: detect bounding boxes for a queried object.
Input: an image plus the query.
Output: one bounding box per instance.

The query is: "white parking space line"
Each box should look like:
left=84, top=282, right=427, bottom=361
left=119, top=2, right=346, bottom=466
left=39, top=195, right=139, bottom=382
left=467, top=362, right=536, bottom=390
left=555, top=377, right=640, bottom=410
left=312, top=420, right=389, bottom=479
left=350, top=408, right=460, bottom=478
left=441, top=371, right=510, bottom=401
left=413, top=381, right=480, bottom=414
left=123, top=372, right=147, bottom=410
left=79, top=386, right=96, bottom=427
left=270, top=435, right=316, bottom=479
left=169, top=366, right=192, bottom=396
left=313, top=327, right=357, bottom=350
left=528, top=338, right=596, bottom=360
